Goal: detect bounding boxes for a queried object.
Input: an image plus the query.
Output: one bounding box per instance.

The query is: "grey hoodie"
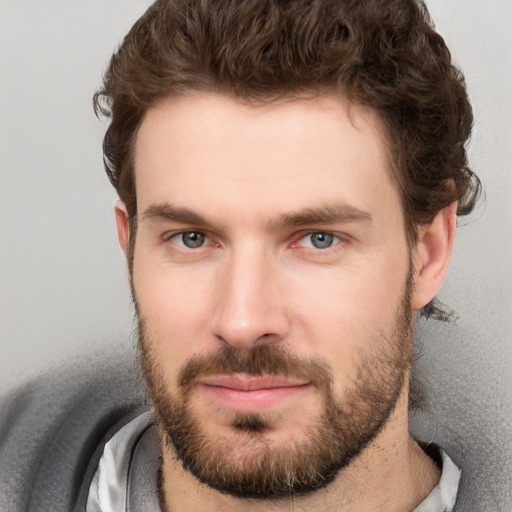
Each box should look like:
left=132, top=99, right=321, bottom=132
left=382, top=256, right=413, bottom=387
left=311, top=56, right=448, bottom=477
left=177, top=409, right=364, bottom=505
left=0, top=348, right=147, bottom=512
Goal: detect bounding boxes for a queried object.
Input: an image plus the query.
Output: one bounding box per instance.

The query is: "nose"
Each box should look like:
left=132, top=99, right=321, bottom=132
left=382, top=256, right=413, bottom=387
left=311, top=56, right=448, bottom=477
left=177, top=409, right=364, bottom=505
left=211, top=244, right=290, bottom=349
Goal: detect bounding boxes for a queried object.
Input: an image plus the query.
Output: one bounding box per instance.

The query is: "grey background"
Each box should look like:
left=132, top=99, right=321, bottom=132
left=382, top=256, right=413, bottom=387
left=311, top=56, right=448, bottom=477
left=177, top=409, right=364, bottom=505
left=1, top=0, right=511, bottom=396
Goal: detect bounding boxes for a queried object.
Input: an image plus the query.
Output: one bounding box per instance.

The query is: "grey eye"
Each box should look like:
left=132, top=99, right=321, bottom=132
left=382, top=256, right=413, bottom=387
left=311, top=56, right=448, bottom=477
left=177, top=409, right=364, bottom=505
left=180, top=232, right=205, bottom=248
left=309, top=233, right=334, bottom=249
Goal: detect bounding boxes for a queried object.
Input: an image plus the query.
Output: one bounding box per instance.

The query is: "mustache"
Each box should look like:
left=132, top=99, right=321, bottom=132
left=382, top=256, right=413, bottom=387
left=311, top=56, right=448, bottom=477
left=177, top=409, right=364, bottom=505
left=177, top=344, right=333, bottom=394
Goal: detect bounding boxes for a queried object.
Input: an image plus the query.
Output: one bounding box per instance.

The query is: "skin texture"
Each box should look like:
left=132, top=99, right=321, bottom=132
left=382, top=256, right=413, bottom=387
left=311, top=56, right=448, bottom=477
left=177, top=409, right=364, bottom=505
left=115, top=92, right=456, bottom=511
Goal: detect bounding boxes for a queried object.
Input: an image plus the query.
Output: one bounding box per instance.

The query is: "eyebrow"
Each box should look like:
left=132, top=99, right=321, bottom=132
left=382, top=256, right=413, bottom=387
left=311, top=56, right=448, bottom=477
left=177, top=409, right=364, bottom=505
left=269, top=203, right=373, bottom=229
left=142, top=204, right=213, bottom=227
left=141, top=202, right=372, bottom=229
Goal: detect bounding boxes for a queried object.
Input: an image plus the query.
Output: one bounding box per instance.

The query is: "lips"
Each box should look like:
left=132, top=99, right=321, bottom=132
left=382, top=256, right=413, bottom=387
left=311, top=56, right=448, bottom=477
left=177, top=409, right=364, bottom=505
left=196, top=374, right=311, bottom=411
left=198, top=374, right=309, bottom=390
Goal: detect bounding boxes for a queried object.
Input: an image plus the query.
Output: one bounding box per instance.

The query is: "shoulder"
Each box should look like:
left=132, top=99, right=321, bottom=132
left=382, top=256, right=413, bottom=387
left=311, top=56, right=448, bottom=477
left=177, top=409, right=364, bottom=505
left=0, top=346, right=148, bottom=512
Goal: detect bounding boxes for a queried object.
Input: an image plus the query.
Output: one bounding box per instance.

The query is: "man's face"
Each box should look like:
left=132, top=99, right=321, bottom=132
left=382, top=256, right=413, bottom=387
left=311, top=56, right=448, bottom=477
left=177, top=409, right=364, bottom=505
left=129, top=92, right=413, bottom=498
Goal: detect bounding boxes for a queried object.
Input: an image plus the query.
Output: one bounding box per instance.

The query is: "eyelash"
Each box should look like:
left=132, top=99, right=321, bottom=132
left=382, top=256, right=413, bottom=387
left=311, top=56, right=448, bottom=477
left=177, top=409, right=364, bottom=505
left=165, top=230, right=215, bottom=250
left=292, top=232, right=343, bottom=251
left=163, top=230, right=347, bottom=254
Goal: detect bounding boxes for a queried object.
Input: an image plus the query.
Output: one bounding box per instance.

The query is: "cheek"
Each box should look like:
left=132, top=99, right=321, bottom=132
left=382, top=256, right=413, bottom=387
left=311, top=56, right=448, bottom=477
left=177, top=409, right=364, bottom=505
left=289, top=257, right=405, bottom=331
left=285, top=258, right=409, bottom=382
left=133, top=257, right=215, bottom=377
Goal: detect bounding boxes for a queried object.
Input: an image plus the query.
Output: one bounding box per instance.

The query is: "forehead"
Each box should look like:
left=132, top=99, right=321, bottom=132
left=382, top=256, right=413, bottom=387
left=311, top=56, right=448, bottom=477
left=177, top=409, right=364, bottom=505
left=133, top=92, right=400, bottom=228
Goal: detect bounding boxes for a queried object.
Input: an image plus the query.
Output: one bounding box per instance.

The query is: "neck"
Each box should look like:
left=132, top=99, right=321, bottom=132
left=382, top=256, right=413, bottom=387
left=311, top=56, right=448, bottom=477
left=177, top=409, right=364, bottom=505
left=159, top=388, right=440, bottom=512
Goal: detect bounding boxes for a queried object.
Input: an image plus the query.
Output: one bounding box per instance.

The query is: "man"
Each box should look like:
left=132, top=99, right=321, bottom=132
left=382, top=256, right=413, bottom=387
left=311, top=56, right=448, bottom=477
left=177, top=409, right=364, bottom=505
left=0, top=0, right=483, bottom=510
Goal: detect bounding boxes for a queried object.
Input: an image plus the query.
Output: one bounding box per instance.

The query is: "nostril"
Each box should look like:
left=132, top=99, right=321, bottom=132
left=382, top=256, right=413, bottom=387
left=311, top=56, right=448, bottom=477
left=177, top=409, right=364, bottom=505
left=255, top=333, right=277, bottom=344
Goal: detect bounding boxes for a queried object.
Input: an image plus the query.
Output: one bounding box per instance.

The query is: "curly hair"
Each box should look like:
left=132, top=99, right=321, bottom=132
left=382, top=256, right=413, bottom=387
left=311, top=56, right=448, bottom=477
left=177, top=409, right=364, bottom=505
left=94, top=0, right=481, bottom=246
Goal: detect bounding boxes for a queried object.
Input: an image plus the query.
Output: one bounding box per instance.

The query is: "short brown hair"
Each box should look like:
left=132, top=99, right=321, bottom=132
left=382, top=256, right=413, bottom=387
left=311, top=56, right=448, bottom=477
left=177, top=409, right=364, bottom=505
left=94, top=0, right=481, bottom=245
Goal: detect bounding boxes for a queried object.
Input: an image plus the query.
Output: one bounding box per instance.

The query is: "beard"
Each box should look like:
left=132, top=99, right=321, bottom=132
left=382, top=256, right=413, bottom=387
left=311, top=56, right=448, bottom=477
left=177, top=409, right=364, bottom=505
left=137, top=283, right=413, bottom=501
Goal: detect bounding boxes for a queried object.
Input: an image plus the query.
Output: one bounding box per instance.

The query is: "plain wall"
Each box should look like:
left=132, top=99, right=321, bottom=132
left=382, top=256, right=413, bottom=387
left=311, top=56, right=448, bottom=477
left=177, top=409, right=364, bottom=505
left=0, top=0, right=152, bottom=389
left=1, top=0, right=511, bottom=393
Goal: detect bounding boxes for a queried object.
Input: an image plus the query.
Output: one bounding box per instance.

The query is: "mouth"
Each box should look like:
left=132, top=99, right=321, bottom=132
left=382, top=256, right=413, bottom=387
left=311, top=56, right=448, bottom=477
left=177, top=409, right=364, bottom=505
left=196, top=374, right=312, bottom=412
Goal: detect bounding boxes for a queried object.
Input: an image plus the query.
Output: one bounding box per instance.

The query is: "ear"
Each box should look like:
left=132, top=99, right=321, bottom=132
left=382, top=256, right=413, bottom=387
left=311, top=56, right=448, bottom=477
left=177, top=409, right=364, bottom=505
left=412, top=202, right=457, bottom=311
left=114, top=201, right=130, bottom=253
